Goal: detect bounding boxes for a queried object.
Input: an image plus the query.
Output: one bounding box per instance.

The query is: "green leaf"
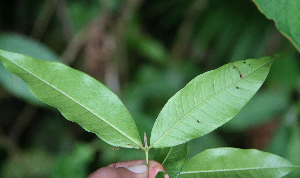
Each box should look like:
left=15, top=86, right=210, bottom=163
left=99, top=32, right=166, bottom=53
left=178, top=147, right=300, bottom=178
left=155, top=172, right=167, bottom=178
left=154, top=143, right=187, bottom=178
left=0, top=33, right=63, bottom=106
left=252, top=0, right=300, bottom=52
left=0, top=49, right=143, bottom=149
left=150, top=55, right=275, bottom=148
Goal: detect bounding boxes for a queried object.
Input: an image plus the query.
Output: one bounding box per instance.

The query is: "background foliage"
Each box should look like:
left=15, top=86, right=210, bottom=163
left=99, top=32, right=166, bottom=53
left=0, top=0, right=299, bottom=177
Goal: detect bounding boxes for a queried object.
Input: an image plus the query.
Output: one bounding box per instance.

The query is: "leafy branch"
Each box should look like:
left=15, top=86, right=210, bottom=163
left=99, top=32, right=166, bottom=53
left=0, top=48, right=299, bottom=178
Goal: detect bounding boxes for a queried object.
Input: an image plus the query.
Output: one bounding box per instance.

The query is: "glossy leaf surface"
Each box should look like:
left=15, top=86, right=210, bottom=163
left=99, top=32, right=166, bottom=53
left=0, top=49, right=142, bottom=149
left=252, top=0, right=300, bottom=52
left=154, top=143, right=187, bottom=178
left=178, top=147, right=300, bottom=178
left=150, top=55, right=275, bottom=148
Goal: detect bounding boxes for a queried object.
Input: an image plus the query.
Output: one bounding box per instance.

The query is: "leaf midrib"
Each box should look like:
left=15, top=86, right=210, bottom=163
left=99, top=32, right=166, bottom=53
left=6, top=57, right=142, bottom=149
left=180, top=166, right=299, bottom=174
left=151, top=59, right=273, bottom=148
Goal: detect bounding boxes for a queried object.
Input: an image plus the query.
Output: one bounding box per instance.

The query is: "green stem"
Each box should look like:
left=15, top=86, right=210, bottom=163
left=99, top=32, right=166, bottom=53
left=144, top=132, right=149, bottom=165
left=145, top=149, right=149, bottom=165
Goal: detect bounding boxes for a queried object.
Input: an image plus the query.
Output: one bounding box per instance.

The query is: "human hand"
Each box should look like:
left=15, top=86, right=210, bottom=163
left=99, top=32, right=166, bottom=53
left=87, top=159, right=169, bottom=178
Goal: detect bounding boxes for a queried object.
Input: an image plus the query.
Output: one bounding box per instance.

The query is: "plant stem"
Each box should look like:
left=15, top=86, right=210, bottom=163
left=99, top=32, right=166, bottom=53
left=145, top=149, right=149, bottom=165
left=144, top=132, right=149, bottom=165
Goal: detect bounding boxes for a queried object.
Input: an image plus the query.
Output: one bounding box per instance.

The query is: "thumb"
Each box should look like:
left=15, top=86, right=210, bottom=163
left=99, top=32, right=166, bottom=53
left=87, top=163, right=148, bottom=178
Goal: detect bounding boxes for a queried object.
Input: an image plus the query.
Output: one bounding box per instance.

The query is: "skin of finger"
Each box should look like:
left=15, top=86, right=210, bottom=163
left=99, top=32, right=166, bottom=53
left=87, top=159, right=168, bottom=178
left=87, top=167, right=147, bottom=178
left=108, top=159, right=169, bottom=178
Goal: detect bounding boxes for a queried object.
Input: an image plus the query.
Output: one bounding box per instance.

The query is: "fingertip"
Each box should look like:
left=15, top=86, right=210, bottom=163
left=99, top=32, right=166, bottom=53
left=148, top=160, right=168, bottom=178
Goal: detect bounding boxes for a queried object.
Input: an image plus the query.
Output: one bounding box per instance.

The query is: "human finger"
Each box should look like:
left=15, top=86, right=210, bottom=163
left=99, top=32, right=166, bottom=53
left=148, top=160, right=169, bottom=178
left=87, top=160, right=148, bottom=178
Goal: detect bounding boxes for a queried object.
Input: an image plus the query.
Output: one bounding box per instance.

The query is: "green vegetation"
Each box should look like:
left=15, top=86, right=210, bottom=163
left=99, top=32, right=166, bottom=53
left=0, top=0, right=300, bottom=177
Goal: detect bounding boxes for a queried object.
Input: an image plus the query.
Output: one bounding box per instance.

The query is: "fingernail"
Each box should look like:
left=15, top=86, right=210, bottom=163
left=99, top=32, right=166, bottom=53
left=126, top=164, right=148, bottom=174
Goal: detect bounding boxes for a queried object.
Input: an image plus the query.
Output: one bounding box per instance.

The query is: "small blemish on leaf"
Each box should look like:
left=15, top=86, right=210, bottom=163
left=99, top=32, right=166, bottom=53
left=196, top=120, right=200, bottom=123
left=243, top=61, right=246, bottom=64
left=236, top=87, right=239, bottom=89
left=240, top=73, right=243, bottom=78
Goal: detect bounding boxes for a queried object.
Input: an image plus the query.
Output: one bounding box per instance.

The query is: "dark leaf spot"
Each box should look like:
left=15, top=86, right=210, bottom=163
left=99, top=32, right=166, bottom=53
left=236, top=87, right=239, bottom=89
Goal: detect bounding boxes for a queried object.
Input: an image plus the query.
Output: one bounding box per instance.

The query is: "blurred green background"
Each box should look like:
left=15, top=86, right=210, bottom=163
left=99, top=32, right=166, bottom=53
left=0, top=0, right=300, bottom=177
